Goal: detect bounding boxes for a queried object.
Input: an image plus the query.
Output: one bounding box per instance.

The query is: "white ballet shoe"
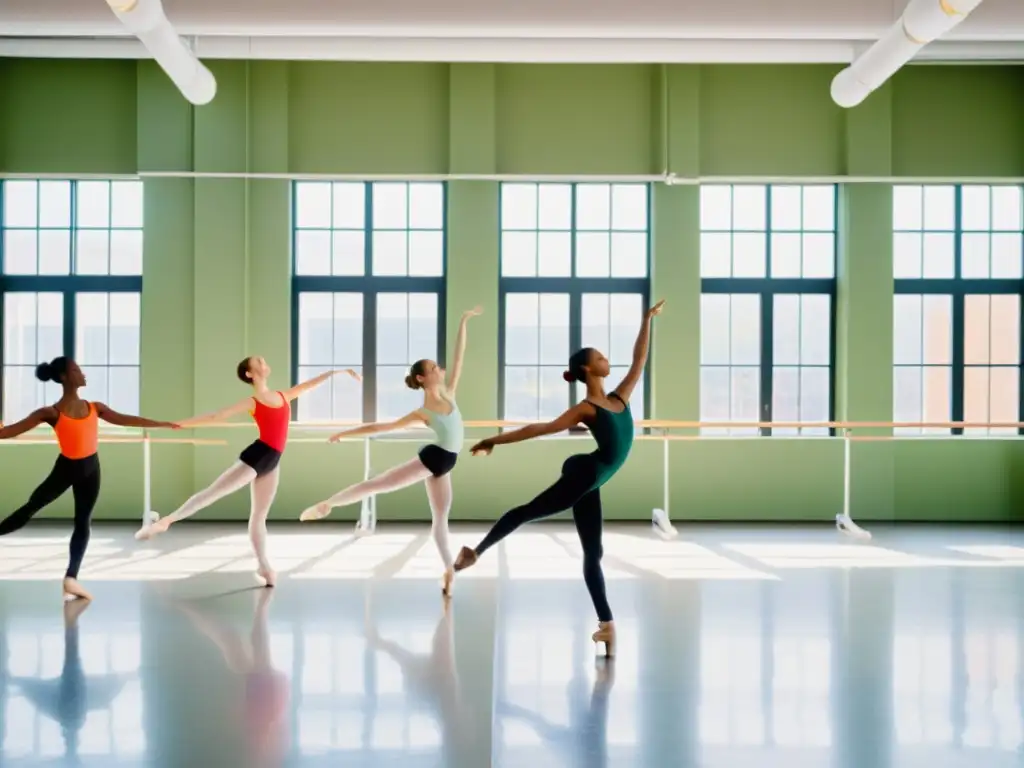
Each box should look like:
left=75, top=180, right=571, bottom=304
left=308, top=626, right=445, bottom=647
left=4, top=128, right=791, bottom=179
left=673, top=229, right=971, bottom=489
left=299, top=503, right=331, bottom=522
left=836, top=513, right=872, bottom=541
left=135, top=515, right=169, bottom=541
left=652, top=508, right=678, bottom=539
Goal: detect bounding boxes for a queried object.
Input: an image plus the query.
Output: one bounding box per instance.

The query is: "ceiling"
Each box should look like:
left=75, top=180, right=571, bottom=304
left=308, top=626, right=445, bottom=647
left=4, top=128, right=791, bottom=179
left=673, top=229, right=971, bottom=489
left=1, top=0, right=1023, bottom=62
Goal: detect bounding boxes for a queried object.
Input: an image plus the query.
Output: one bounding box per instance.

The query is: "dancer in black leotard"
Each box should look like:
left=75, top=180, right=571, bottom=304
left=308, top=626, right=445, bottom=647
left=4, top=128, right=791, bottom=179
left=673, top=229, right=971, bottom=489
left=454, top=300, right=665, bottom=657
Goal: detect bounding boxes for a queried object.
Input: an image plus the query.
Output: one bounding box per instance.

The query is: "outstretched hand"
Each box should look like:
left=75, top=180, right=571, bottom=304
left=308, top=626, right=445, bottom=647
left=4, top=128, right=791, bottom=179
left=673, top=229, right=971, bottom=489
left=646, top=299, right=666, bottom=318
left=463, top=305, right=484, bottom=319
left=328, top=432, right=345, bottom=444
left=470, top=439, right=494, bottom=456
left=338, top=369, right=362, bottom=382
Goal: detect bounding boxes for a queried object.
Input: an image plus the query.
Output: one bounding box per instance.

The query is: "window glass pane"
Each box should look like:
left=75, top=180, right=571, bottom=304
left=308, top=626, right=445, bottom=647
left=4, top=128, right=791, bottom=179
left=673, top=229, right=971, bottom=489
left=770, top=186, right=801, bottom=230
left=505, top=293, right=541, bottom=365
left=331, top=182, right=364, bottom=228
left=731, top=367, right=761, bottom=423
left=611, top=185, right=647, bottom=230
left=108, top=292, right=141, bottom=366
left=108, top=365, right=140, bottom=415
left=893, top=233, right=923, bottom=279
left=408, top=183, right=443, bottom=229
left=988, top=366, right=1019, bottom=432
left=700, top=186, right=732, bottom=230
left=893, top=186, right=923, bottom=230
left=372, top=183, right=408, bottom=229
left=111, top=181, right=143, bottom=228
left=773, top=295, right=800, bottom=366
left=502, top=232, right=537, bottom=277
left=802, top=185, right=835, bottom=231
left=408, top=231, right=443, bottom=277
left=991, top=234, right=1022, bottom=279
left=296, top=291, right=365, bottom=423
left=700, top=232, right=731, bottom=278
left=372, top=231, right=407, bottom=276
left=610, top=232, right=647, bottom=278
left=298, top=293, right=334, bottom=365
left=922, top=233, right=954, bottom=279
left=801, top=233, right=834, bottom=278
left=923, top=366, right=952, bottom=428
left=770, top=233, right=800, bottom=278
left=732, top=186, right=766, bottom=231
left=773, top=366, right=799, bottom=424
left=992, top=187, right=1022, bottom=231
left=295, top=230, right=331, bottom=275
left=576, top=232, right=610, bottom=277
left=894, top=295, right=923, bottom=365
left=962, top=186, right=991, bottom=231
left=964, top=295, right=991, bottom=366
left=537, top=232, right=571, bottom=277
left=377, top=293, right=410, bottom=365
left=331, top=231, right=364, bottom=276
left=505, top=366, right=540, bottom=422
left=923, top=296, right=953, bottom=365
left=893, top=366, right=923, bottom=424
left=39, top=181, right=71, bottom=228
left=38, top=230, right=71, bottom=276
left=700, top=294, right=731, bottom=365
left=700, top=366, right=730, bottom=427
left=296, top=182, right=332, bottom=227
left=76, top=230, right=109, bottom=275
left=539, top=294, right=569, bottom=366
left=799, top=367, right=830, bottom=425
left=4, top=230, right=38, bottom=275
left=297, top=365, right=334, bottom=422
left=407, top=292, right=438, bottom=362
left=732, top=233, right=766, bottom=278
left=730, top=294, right=760, bottom=365
left=77, top=181, right=111, bottom=228
left=964, top=366, right=990, bottom=425
left=800, top=295, right=830, bottom=366
left=576, top=184, right=611, bottom=230
left=4, top=180, right=38, bottom=227
left=609, top=294, right=642, bottom=363
left=961, top=233, right=990, bottom=279
left=538, top=184, right=571, bottom=229
left=923, top=186, right=955, bottom=230
left=110, top=230, right=143, bottom=275
left=332, top=293, right=363, bottom=365
left=503, top=184, right=538, bottom=230
left=989, top=294, right=1019, bottom=366
left=76, top=293, right=109, bottom=365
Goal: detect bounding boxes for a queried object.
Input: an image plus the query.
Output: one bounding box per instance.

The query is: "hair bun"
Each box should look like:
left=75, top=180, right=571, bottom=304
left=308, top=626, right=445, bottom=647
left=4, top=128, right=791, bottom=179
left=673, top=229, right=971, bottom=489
left=35, top=362, right=52, bottom=382
left=404, top=374, right=419, bottom=390
left=562, top=370, right=574, bottom=383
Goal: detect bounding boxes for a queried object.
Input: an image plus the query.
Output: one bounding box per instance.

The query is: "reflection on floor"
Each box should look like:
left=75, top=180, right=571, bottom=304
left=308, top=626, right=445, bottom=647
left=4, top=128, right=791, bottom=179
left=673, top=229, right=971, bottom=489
left=0, top=523, right=1023, bottom=766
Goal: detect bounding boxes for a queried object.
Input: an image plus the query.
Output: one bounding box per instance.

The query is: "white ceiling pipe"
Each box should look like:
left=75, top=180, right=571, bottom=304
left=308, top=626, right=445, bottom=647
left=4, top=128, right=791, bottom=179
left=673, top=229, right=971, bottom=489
left=104, top=0, right=216, bottom=105
left=831, top=0, right=986, bottom=107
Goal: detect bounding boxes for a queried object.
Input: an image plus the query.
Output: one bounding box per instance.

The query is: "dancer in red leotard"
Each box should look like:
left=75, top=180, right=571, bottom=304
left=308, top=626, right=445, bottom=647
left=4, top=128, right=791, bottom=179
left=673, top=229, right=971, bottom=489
left=135, top=356, right=358, bottom=586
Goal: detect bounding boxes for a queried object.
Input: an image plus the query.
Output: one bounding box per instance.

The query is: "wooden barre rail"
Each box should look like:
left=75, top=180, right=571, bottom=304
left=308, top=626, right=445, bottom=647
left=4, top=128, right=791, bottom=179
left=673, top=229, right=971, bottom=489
left=0, top=437, right=228, bottom=446
left=187, top=419, right=1024, bottom=431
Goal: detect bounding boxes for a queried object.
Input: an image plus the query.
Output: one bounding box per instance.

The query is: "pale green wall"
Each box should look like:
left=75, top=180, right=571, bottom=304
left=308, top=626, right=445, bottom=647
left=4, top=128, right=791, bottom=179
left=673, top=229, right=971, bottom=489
left=1, top=59, right=1023, bottom=522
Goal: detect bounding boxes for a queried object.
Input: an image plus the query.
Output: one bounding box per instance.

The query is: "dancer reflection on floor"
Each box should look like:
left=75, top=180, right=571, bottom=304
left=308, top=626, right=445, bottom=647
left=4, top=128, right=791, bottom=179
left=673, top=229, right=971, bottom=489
left=300, top=307, right=483, bottom=597
left=7, top=599, right=132, bottom=761
left=0, top=356, right=178, bottom=600
left=364, top=594, right=470, bottom=762
left=500, top=661, right=615, bottom=768
left=174, top=588, right=289, bottom=768
left=136, top=357, right=359, bottom=586
left=454, top=301, right=665, bottom=657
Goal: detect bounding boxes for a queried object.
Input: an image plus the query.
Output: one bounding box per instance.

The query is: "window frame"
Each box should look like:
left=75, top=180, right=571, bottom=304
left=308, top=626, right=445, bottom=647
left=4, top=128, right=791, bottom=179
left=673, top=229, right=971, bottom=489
left=893, top=184, right=1024, bottom=435
left=699, top=184, right=839, bottom=436
left=290, top=181, right=448, bottom=423
left=0, top=179, right=143, bottom=419
left=497, top=182, right=652, bottom=419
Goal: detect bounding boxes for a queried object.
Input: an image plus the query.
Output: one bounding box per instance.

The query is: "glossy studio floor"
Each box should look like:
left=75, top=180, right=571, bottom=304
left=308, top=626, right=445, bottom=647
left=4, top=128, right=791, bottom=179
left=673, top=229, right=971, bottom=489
left=0, top=523, right=1021, bottom=768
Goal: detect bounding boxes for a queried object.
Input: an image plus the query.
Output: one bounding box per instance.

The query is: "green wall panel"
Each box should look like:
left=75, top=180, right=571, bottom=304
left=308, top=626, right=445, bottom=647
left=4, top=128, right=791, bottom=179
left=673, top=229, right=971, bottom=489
left=0, top=59, right=138, bottom=174
left=698, top=64, right=846, bottom=177
left=1, top=58, right=1023, bottom=523
left=287, top=62, right=450, bottom=174
left=495, top=64, right=657, bottom=175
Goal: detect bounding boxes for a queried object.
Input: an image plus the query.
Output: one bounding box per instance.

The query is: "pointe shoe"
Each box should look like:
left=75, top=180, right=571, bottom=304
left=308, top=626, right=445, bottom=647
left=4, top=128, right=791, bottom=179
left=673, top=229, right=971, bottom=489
left=257, top=566, right=277, bottom=588
left=135, top=516, right=169, bottom=541
left=299, top=503, right=331, bottom=522
left=453, top=546, right=478, bottom=572
left=592, top=621, right=616, bottom=658
left=441, top=568, right=454, bottom=598
left=62, top=577, right=93, bottom=602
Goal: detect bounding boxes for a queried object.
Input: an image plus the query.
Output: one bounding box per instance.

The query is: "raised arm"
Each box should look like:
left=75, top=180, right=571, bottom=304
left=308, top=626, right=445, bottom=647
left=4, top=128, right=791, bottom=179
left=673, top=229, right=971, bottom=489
left=284, top=368, right=360, bottom=402
left=175, top=398, right=254, bottom=428
left=613, top=299, right=665, bottom=403
left=95, top=402, right=178, bottom=429
left=447, top=306, right=483, bottom=396
left=328, top=410, right=427, bottom=443
left=0, top=408, right=56, bottom=440
left=470, top=402, right=593, bottom=455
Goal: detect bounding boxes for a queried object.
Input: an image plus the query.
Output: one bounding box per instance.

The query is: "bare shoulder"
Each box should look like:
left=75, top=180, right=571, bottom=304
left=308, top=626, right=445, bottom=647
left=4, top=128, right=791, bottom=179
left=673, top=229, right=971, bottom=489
left=35, top=405, right=61, bottom=425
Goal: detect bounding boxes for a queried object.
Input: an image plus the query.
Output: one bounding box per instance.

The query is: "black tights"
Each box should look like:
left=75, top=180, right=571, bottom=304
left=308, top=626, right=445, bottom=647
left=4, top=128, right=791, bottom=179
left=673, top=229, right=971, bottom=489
left=0, top=454, right=100, bottom=579
left=476, top=454, right=612, bottom=622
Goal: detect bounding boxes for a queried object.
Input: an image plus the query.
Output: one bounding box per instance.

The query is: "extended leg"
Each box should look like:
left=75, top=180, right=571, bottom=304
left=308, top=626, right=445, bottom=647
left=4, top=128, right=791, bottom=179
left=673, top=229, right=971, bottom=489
left=136, top=461, right=256, bottom=540
left=0, top=460, right=73, bottom=537
left=63, top=465, right=101, bottom=601
left=300, top=458, right=432, bottom=521
left=425, top=473, right=455, bottom=595
left=572, top=490, right=613, bottom=623
left=454, top=465, right=593, bottom=571
left=249, top=467, right=280, bottom=586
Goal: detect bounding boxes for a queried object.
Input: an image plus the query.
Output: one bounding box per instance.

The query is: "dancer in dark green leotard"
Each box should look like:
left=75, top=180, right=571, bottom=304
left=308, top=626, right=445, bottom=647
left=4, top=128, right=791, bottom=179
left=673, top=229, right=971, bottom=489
left=453, top=300, right=665, bottom=657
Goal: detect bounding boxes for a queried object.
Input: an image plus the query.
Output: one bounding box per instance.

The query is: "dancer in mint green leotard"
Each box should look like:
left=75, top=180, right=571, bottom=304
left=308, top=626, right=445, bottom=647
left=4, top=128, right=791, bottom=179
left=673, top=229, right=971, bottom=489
left=453, top=300, right=666, bottom=657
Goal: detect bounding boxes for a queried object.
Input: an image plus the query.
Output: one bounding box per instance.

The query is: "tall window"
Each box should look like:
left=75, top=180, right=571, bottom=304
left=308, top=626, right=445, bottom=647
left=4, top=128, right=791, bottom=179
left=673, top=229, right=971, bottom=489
left=699, top=185, right=836, bottom=435
left=0, top=180, right=143, bottom=422
left=500, top=183, right=649, bottom=422
left=893, top=185, right=1023, bottom=435
left=292, top=182, right=446, bottom=423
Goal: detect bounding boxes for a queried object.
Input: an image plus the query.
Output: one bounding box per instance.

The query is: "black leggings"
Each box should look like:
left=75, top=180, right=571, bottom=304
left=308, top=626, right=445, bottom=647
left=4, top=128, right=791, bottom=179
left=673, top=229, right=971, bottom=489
left=0, top=454, right=100, bottom=579
left=476, top=454, right=612, bottom=622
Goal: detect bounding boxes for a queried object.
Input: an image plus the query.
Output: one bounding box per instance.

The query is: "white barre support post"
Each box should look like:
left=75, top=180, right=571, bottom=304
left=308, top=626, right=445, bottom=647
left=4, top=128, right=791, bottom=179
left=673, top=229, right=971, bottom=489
left=142, top=431, right=157, bottom=526
left=652, top=428, right=678, bottom=539
left=355, top=436, right=377, bottom=536
left=836, top=428, right=872, bottom=541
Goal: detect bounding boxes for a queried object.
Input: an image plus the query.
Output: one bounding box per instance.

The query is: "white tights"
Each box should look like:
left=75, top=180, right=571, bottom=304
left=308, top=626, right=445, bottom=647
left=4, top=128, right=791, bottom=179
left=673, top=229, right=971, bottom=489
left=163, top=461, right=278, bottom=571
left=324, top=457, right=454, bottom=569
